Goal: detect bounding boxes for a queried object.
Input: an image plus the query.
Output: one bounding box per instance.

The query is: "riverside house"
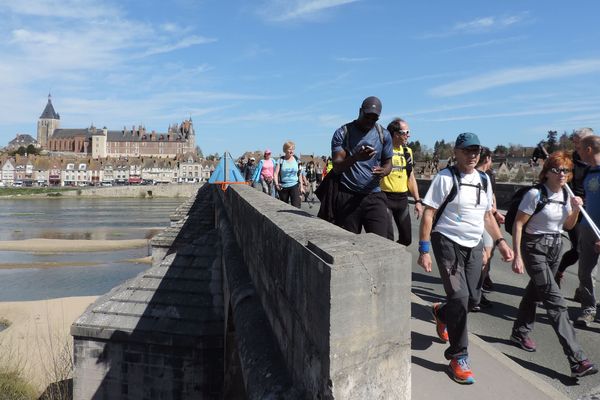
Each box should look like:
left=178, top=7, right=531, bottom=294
left=0, top=154, right=218, bottom=187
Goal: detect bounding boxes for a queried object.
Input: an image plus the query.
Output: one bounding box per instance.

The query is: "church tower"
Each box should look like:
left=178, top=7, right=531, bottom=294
left=37, top=94, right=60, bottom=149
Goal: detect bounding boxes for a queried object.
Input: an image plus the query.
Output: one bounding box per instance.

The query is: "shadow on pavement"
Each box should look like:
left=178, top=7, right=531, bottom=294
left=504, top=353, right=578, bottom=386
left=411, top=355, right=447, bottom=374
left=411, top=331, right=434, bottom=351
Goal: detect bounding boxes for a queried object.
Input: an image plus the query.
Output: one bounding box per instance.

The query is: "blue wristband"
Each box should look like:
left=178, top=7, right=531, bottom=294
left=418, top=240, right=430, bottom=253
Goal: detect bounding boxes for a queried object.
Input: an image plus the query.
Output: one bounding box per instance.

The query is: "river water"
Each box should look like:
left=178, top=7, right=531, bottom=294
left=0, top=197, right=186, bottom=301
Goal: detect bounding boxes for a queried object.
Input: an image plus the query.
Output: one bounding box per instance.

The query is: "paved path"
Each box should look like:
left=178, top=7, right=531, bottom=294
left=301, top=198, right=600, bottom=399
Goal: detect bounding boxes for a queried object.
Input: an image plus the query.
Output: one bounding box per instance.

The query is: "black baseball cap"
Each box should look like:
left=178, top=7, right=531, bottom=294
left=360, top=96, right=382, bottom=116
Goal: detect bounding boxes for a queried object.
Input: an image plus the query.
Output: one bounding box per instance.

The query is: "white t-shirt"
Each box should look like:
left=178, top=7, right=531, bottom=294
left=424, top=168, right=493, bottom=247
left=518, top=185, right=570, bottom=234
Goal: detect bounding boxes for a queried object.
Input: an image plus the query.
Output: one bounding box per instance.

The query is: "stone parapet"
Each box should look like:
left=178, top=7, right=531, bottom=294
left=216, top=184, right=411, bottom=399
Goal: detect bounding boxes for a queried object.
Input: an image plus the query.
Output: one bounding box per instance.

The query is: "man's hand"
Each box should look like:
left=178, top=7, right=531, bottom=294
left=417, top=253, right=432, bottom=272
left=595, top=240, right=600, bottom=254
left=497, top=240, right=514, bottom=262
left=372, top=166, right=386, bottom=176
left=494, top=211, right=505, bottom=224
left=414, top=202, right=424, bottom=219
left=355, top=146, right=376, bottom=161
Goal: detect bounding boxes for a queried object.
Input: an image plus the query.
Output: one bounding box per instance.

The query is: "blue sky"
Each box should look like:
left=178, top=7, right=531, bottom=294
left=1, top=0, right=599, bottom=158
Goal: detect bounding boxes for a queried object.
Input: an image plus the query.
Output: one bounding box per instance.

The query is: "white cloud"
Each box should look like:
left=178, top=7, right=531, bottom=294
left=424, top=102, right=600, bottom=122
left=421, top=12, right=528, bottom=38
left=259, top=0, right=360, bottom=22
left=334, top=56, right=374, bottom=63
left=430, top=59, right=600, bottom=97
left=143, top=35, right=217, bottom=57
left=440, top=36, right=525, bottom=53
left=0, top=0, right=120, bottom=19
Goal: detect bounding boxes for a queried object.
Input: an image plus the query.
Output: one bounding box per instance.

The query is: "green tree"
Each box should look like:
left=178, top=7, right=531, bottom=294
left=494, top=145, right=508, bottom=155
left=26, top=144, right=38, bottom=155
left=16, top=146, right=26, bottom=156
left=408, top=140, right=421, bottom=159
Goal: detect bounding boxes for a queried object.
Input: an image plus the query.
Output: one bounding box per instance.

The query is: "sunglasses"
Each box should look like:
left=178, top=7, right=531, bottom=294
left=550, top=167, right=571, bottom=174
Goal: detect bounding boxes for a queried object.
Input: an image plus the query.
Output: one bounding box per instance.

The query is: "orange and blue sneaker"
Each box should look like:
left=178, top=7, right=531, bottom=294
left=448, top=356, right=475, bottom=384
left=431, top=303, right=449, bottom=342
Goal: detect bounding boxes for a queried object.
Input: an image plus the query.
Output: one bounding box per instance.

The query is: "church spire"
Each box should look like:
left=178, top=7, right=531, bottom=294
left=40, top=94, right=60, bottom=120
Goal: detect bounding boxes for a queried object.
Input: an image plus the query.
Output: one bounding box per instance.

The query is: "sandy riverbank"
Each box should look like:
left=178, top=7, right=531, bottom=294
left=0, top=296, right=98, bottom=391
left=0, top=238, right=148, bottom=252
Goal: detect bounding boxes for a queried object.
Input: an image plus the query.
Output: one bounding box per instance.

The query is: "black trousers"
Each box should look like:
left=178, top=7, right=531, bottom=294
left=278, top=183, right=301, bottom=208
left=384, top=191, right=412, bottom=246
left=334, top=189, right=388, bottom=238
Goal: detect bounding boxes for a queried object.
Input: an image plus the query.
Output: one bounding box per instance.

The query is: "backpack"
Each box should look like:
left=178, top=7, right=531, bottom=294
left=432, top=166, right=489, bottom=229
left=504, top=184, right=568, bottom=235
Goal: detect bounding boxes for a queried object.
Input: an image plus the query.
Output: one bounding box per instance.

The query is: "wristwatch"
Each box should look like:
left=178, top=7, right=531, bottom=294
left=415, top=199, right=423, bottom=204
left=494, top=237, right=507, bottom=246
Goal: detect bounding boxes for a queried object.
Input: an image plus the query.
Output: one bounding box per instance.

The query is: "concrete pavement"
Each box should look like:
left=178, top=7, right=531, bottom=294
left=411, top=293, right=570, bottom=400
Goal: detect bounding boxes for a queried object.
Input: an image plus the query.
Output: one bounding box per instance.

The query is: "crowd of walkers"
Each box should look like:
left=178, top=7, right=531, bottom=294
left=241, top=95, right=600, bottom=385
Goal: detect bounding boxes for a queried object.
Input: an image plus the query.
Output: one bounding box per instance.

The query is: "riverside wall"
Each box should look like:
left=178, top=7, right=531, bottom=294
left=60, top=183, right=203, bottom=198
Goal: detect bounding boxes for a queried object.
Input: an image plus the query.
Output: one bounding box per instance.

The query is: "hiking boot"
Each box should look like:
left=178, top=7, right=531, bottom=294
left=510, top=333, right=537, bottom=352
left=571, top=360, right=598, bottom=378
left=554, top=271, right=564, bottom=288
left=432, top=303, right=449, bottom=342
left=448, top=356, right=475, bottom=384
left=574, top=310, right=596, bottom=328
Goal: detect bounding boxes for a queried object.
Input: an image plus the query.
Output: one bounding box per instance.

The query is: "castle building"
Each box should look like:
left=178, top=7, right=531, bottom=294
left=36, top=95, right=196, bottom=159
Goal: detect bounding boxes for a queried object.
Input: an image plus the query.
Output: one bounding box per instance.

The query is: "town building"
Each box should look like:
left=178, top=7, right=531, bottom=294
left=36, top=95, right=196, bottom=159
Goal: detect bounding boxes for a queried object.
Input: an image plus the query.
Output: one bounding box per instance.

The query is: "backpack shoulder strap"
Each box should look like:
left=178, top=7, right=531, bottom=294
left=375, top=123, right=384, bottom=144
left=477, top=170, right=488, bottom=193
left=341, top=123, right=351, bottom=152
left=532, top=184, right=548, bottom=215
left=432, top=166, right=460, bottom=229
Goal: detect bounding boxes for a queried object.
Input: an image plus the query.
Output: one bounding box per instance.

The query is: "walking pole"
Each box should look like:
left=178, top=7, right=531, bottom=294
left=564, top=184, right=600, bottom=240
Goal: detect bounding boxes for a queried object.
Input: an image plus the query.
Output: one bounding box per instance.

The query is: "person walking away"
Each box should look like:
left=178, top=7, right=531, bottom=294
left=418, top=132, right=514, bottom=384
left=274, top=141, right=304, bottom=208
left=380, top=118, right=423, bottom=245
left=305, top=161, right=318, bottom=201
left=245, top=157, right=257, bottom=187
left=253, top=149, right=276, bottom=196
left=555, top=128, right=593, bottom=289
left=471, top=147, right=505, bottom=311
left=329, top=96, right=393, bottom=237
left=509, top=151, right=597, bottom=378
left=574, top=135, right=600, bottom=327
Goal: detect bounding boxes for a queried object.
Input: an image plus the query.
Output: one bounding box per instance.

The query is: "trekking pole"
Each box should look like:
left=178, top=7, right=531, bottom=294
left=564, top=184, right=600, bottom=240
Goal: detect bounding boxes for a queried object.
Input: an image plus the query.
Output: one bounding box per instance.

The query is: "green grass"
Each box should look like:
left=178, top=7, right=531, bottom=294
left=0, top=188, right=77, bottom=197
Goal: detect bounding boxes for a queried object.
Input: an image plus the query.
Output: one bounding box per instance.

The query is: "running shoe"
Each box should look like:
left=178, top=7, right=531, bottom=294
left=571, top=360, right=598, bottom=378
left=431, top=303, right=449, bottom=342
left=574, top=310, right=596, bottom=328
left=448, top=356, right=475, bottom=384
left=510, top=333, right=537, bottom=352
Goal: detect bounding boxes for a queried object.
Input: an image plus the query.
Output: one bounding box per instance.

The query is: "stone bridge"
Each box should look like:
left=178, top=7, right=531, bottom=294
left=71, top=183, right=412, bottom=399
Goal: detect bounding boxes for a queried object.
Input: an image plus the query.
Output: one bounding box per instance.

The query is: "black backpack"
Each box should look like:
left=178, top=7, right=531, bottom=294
left=432, top=166, right=489, bottom=229
left=504, top=184, right=567, bottom=235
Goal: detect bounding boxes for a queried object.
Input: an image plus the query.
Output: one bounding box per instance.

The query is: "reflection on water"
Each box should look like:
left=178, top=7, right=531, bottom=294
left=0, top=197, right=185, bottom=301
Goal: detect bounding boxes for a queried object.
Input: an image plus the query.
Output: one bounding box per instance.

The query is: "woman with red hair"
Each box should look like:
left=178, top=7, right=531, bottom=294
left=510, top=151, right=597, bottom=378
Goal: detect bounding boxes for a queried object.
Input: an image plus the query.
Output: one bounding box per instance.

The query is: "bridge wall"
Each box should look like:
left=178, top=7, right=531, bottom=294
left=216, top=185, right=411, bottom=399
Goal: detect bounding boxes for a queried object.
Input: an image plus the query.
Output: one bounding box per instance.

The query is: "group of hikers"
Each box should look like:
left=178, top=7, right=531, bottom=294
left=245, top=96, right=600, bottom=385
